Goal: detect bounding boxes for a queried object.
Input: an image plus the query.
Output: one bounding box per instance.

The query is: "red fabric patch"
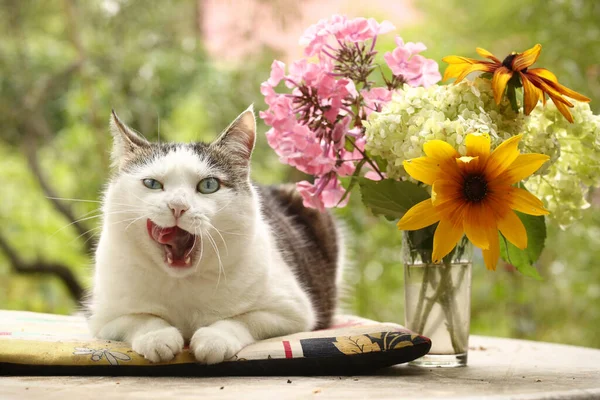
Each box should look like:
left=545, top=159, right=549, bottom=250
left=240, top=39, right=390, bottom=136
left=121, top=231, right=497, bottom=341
left=283, top=340, right=292, bottom=359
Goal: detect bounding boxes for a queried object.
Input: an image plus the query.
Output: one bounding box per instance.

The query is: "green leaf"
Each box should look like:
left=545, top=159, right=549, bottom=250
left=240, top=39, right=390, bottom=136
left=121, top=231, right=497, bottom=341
left=358, top=178, right=429, bottom=220
left=344, top=138, right=355, bottom=152
left=337, top=158, right=367, bottom=206
left=372, top=155, right=388, bottom=172
left=499, top=212, right=546, bottom=280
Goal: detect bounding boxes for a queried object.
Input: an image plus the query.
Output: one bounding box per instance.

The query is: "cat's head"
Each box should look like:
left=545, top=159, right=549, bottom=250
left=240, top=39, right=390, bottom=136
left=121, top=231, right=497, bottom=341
left=104, top=107, right=257, bottom=278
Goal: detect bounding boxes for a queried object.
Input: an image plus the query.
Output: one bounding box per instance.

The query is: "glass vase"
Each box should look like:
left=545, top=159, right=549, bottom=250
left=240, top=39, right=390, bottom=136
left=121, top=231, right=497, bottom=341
left=403, top=230, right=472, bottom=367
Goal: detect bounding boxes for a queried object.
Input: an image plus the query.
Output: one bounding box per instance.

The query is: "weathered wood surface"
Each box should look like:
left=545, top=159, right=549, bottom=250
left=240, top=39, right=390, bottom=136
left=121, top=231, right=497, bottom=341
left=2, top=335, right=599, bottom=399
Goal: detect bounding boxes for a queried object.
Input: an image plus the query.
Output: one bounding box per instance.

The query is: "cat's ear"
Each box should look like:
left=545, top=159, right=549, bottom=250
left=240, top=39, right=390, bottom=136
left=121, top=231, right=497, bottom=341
left=213, top=105, right=256, bottom=162
left=109, top=110, right=149, bottom=169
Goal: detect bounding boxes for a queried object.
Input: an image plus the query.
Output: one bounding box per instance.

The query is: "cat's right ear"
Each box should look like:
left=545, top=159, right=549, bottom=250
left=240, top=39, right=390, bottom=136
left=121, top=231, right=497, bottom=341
left=109, top=110, right=149, bottom=169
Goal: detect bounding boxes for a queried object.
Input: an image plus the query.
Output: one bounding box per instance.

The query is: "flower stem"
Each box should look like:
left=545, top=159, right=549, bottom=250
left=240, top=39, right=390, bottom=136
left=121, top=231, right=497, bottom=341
left=417, top=264, right=449, bottom=334
left=410, top=264, right=431, bottom=331
left=438, top=261, right=465, bottom=354
left=345, top=136, right=385, bottom=179
left=507, top=83, right=519, bottom=113
left=410, top=261, right=469, bottom=354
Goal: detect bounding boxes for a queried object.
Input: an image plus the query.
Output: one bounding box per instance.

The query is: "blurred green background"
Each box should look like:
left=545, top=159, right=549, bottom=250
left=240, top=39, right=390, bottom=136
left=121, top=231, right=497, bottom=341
left=1, top=0, right=599, bottom=348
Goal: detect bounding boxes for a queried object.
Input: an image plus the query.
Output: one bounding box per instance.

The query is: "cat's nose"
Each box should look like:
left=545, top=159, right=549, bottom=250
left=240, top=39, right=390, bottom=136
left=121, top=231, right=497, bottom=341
left=169, top=203, right=189, bottom=218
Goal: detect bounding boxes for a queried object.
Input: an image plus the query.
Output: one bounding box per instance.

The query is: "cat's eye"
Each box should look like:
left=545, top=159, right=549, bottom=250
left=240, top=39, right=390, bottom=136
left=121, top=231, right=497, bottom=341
left=142, top=178, right=163, bottom=190
left=197, top=177, right=220, bottom=194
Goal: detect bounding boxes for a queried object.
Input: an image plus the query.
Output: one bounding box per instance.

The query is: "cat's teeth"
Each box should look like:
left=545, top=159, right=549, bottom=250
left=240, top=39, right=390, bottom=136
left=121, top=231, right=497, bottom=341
left=167, top=255, right=173, bottom=264
left=185, top=257, right=191, bottom=265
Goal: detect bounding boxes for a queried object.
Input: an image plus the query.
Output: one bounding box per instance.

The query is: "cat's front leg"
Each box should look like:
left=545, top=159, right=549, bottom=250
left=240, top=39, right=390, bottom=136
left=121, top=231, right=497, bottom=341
left=191, top=310, right=313, bottom=364
left=94, top=314, right=184, bottom=363
left=190, top=319, right=254, bottom=364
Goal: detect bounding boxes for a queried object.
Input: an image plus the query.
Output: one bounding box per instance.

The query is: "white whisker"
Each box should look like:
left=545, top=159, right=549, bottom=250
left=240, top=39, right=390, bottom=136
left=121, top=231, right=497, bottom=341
left=67, top=215, right=145, bottom=247
left=205, top=230, right=225, bottom=288
left=205, top=221, right=229, bottom=256
left=131, top=193, right=155, bottom=206
left=213, top=198, right=235, bottom=215
left=45, top=196, right=102, bottom=204
left=124, top=213, right=153, bottom=231
left=209, top=230, right=249, bottom=237
left=68, top=226, right=103, bottom=247
left=51, top=211, right=131, bottom=238
left=193, top=227, right=205, bottom=272
left=45, top=196, right=141, bottom=211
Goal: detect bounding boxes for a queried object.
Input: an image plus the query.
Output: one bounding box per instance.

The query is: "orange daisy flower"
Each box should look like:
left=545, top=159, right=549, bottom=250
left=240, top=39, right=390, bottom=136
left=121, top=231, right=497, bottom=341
left=397, top=133, right=550, bottom=271
left=443, top=44, right=590, bottom=123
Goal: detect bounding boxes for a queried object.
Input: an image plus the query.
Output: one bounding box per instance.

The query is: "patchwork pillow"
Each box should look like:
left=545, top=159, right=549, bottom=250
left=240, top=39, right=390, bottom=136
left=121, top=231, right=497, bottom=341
left=0, top=310, right=431, bottom=376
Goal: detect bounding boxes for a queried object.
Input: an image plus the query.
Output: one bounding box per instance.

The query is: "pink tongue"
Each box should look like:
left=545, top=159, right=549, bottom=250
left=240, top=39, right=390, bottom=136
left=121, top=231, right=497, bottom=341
left=147, top=220, right=196, bottom=262
left=155, top=227, right=177, bottom=244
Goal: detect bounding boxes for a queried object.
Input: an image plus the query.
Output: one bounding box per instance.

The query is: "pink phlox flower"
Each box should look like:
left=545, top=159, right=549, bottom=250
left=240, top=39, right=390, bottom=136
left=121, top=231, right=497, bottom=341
left=405, top=58, right=442, bottom=88
left=297, top=180, right=323, bottom=211
left=299, top=18, right=328, bottom=57
left=402, top=54, right=428, bottom=80
left=383, top=37, right=439, bottom=86
left=300, top=15, right=394, bottom=56
left=346, top=126, right=363, bottom=138
left=394, top=36, right=427, bottom=56
left=361, top=88, right=393, bottom=115
left=268, top=124, right=337, bottom=176
left=320, top=177, right=349, bottom=208
left=290, top=156, right=336, bottom=177
left=260, top=82, right=277, bottom=102
left=260, top=95, right=295, bottom=131
left=384, top=46, right=420, bottom=78
left=333, top=137, right=366, bottom=177
left=316, top=76, right=356, bottom=123
left=337, top=150, right=358, bottom=177
left=352, top=137, right=367, bottom=153
left=367, top=19, right=396, bottom=37
left=288, top=59, right=325, bottom=87
left=263, top=18, right=435, bottom=211
left=297, top=175, right=349, bottom=211
left=342, top=78, right=358, bottom=98
left=364, top=170, right=385, bottom=181
left=326, top=14, right=349, bottom=32
left=300, top=15, right=347, bottom=57
left=331, top=115, right=351, bottom=150
left=302, top=141, right=337, bottom=176
left=267, top=60, right=286, bottom=86
left=333, top=17, right=369, bottom=42
left=334, top=17, right=395, bottom=43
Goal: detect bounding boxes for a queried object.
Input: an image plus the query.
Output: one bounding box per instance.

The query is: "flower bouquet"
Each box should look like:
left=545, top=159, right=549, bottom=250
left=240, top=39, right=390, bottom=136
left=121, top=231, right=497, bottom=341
left=260, top=15, right=600, bottom=367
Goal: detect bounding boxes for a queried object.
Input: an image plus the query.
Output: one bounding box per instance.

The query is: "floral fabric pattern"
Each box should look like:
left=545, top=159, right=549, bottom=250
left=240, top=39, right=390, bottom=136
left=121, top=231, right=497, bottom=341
left=0, top=310, right=431, bottom=373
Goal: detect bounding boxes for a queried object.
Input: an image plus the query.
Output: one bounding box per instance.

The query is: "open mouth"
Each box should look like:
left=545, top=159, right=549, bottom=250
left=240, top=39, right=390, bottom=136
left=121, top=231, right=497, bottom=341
left=146, top=219, right=198, bottom=268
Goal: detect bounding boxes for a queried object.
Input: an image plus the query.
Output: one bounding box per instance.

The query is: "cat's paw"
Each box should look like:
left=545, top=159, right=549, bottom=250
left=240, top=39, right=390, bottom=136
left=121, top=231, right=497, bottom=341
left=190, top=327, right=244, bottom=364
left=132, top=327, right=184, bottom=363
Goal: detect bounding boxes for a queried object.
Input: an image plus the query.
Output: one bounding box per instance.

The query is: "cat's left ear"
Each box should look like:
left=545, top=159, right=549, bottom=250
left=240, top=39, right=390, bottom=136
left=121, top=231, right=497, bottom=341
left=213, top=105, right=256, bottom=162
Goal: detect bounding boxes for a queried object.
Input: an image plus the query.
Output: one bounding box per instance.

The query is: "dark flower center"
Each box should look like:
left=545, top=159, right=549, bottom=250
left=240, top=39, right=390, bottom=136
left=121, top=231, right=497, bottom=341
left=502, top=53, right=517, bottom=70
left=463, top=175, right=488, bottom=202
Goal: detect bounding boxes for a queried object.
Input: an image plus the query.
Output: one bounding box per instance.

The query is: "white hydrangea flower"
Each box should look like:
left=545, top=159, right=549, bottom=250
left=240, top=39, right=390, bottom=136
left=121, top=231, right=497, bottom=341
left=364, top=78, right=600, bottom=226
left=364, top=78, right=524, bottom=180
left=524, top=101, right=600, bottom=226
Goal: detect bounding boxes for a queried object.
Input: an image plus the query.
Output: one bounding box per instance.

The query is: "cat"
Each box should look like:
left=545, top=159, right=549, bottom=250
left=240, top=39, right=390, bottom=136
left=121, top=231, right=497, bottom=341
left=87, top=106, right=343, bottom=364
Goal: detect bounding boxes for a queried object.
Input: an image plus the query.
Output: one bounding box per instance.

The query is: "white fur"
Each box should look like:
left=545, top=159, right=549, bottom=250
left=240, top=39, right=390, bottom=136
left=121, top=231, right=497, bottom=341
left=88, top=116, right=316, bottom=364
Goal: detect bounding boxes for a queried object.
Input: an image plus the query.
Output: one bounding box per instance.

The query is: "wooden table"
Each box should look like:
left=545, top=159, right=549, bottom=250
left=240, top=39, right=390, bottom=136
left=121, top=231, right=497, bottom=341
left=2, top=335, right=599, bottom=399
